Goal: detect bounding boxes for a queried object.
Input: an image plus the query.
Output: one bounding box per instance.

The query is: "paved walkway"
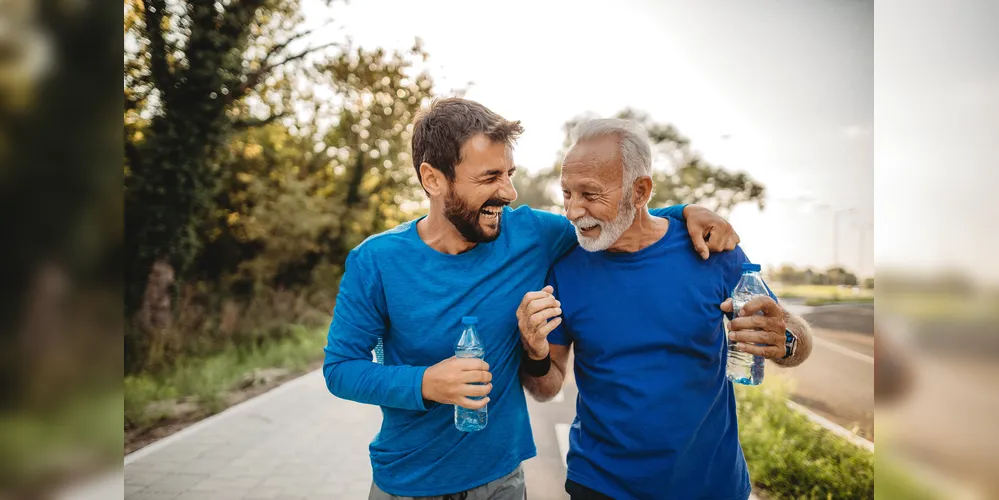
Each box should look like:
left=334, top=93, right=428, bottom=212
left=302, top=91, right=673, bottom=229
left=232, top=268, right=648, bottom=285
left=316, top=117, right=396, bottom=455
left=123, top=369, right=762, bottom=500
left=125, top=371, right=380, bottom=499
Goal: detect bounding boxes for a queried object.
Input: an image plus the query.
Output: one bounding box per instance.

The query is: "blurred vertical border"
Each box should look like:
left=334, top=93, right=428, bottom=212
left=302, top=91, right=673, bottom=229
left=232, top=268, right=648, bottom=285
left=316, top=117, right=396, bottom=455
left=0, top=0, right=122, bottom=495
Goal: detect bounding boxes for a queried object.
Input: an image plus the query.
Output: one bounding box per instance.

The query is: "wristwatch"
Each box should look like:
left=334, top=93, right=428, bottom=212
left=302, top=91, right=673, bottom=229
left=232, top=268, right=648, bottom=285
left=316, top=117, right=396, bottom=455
left=782, top=328, right=798, bottom=360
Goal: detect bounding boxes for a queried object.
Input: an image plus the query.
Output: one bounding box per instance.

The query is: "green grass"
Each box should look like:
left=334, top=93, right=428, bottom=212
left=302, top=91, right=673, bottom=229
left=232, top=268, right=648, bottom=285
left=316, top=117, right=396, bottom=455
left=736, top=378, right=874, bottom=499
left=124, top=325, right=326, bottom=430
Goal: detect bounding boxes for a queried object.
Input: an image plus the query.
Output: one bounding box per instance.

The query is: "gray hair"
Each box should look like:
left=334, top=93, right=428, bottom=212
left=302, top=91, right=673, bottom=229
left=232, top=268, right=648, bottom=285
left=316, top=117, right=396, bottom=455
left=570, top=118, right=653, bottom=189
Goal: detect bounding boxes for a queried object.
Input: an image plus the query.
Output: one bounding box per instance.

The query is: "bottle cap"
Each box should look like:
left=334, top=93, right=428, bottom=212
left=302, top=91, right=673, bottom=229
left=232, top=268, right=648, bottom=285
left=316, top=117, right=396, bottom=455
left=741, top=263, right=761, bottom=272
left=462, top=316, right=479, bottom=325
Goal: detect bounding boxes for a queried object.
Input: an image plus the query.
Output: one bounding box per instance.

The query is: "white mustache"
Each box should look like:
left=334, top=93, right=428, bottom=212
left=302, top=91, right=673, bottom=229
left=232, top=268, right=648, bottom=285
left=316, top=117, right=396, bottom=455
left=571, top=216, right=603, bottom=231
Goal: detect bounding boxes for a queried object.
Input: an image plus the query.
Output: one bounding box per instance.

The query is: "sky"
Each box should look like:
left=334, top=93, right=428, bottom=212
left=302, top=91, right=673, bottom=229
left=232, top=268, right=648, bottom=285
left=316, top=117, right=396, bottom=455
left=295, top=0, right=999, bottom=282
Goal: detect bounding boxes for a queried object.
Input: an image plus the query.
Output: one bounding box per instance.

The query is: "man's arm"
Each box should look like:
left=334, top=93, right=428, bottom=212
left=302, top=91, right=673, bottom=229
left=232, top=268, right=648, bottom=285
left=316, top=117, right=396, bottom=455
left=534, top=203, right=738, bottom=264
left=722, top=297, right=814, bottom=367
left=652, top=205, right=740, bottom=259
left=521, top=344, right=571, bottom=402
left=324, top=250, right=492, bottom=411
left=775, top=311, right=812, bottom=367
left=515, top=284, right=571, bottom=401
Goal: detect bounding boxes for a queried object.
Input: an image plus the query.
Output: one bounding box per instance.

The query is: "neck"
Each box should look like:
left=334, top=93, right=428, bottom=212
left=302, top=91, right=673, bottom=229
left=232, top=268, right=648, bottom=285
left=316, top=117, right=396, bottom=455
left=417, top=201, right=477, bottom=255
left=607, top=208, right=668, bottom=253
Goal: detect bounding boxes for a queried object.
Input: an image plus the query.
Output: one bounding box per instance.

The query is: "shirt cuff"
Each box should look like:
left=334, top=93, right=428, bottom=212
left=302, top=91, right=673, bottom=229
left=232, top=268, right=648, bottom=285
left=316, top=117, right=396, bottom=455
left=408, top=365, right=438, bottom=411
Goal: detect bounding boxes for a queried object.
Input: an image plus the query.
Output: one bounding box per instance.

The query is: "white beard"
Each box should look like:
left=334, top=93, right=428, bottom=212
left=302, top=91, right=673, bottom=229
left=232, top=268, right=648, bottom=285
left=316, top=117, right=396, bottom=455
left=572, top=196, right=637, bottom=252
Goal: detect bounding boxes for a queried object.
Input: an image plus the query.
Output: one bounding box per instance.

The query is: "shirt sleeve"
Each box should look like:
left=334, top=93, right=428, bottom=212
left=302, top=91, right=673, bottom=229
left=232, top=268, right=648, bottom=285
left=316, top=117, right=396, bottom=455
left=532, top=208, right=579, bottom=264
left=545, top=267, right=572, bottom=346
left=649, top=204, right=687, bottom=220
left=322, top=248, right=434, bottom=411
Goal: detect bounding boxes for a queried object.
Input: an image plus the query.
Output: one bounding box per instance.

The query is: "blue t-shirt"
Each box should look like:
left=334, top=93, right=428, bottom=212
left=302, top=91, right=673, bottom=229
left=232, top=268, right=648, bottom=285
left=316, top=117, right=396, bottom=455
left=548, top=217, right=772, bottom=500
left=323, top=204, right=685, bottom=496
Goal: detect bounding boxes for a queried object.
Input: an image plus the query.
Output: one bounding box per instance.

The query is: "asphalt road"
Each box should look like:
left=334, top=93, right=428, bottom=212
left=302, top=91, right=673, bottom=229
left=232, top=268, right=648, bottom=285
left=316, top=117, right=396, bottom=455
left=779, top=302, right=875, bottom=439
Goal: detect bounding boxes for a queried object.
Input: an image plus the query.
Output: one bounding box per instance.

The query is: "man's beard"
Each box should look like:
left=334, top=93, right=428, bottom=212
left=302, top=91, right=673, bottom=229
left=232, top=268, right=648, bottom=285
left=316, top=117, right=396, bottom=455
left=444, top=188, right=507, bottom=243
left=572, top=191, right=637, bottom=252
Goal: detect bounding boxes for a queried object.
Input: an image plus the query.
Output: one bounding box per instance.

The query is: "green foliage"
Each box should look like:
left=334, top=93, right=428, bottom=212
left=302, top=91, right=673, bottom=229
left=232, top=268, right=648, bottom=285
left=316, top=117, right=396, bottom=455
left=772, top=264, right=861, bottom=287
left=514, top=108, right=765, bottom=216
left=124, top=0, right=434, bottom=373
left=124, top=325, right=326, bottom=431
left=736, top=379, right=874, bottom=499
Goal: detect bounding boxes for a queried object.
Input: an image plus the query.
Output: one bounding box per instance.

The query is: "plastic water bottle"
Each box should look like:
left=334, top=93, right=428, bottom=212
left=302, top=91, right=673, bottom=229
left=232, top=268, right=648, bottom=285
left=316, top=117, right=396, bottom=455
left=454, top=316, right=487, bottom=432
left=726, top=263, right=768, bottom=386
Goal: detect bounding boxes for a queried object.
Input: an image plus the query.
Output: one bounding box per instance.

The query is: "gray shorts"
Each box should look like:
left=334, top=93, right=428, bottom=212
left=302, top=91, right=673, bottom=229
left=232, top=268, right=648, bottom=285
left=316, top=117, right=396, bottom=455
left=368, top=464, right=526, bottom=500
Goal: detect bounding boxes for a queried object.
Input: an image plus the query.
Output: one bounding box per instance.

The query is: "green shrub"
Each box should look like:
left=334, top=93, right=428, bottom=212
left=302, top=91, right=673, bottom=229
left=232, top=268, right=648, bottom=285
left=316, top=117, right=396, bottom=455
left=736, top=378, right=874, bottom=499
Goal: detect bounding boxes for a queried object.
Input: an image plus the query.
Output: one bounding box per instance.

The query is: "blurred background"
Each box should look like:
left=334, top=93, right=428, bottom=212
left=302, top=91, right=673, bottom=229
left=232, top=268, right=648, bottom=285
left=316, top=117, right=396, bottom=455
left=0, top=0, right=996, bottom=498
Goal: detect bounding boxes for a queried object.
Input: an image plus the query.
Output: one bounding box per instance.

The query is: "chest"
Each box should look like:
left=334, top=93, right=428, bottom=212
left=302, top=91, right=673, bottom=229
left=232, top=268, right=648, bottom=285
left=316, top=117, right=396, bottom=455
left=379, top=245, right=551, bottom=365
left=557, top=256, right=730, bottom=362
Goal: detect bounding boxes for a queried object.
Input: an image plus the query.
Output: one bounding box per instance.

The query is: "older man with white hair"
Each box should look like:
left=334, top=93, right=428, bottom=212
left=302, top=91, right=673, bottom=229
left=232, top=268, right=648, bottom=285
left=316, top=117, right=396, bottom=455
left=516, top=119, right=813, bottom=500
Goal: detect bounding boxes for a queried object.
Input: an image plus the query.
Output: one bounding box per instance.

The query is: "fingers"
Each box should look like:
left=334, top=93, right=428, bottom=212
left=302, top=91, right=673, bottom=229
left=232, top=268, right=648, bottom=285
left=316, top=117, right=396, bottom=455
left=520, top=287, right=555, bottom=309
left=457, top=396, right=490, bottom=410
left=728, top=328, right=785, bottom=347
left=537, top=316, right=563, bottom=338
left=690, top=228, right=710, bottom=260
left=529, top=307, right=562, bottom=330
left=462, top=383, right=493, bottom=398
left=726, top=230, right=740, bottom=250
left=527, top=295, right=560, bottom=317
left=461, top=370, right=493, bottom=384
left=453, top=358, right=489, bottom=372
left=738, top=296, right=783, bottom=318
left=732, top=342, right=784, bottom=359
left=706, top=228, right=728, bottom=253
left=719, top=298, right=733, bottom=313
left=729, top=314, right=785, bottom=334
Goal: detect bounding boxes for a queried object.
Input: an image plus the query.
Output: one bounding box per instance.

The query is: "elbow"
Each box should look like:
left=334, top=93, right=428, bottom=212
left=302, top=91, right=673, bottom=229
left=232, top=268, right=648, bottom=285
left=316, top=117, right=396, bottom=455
left=530, top=391, right=556, bottom=403
left=524, top=383, right=560, bottom=403
left=323, top=361, right=345, bottom=398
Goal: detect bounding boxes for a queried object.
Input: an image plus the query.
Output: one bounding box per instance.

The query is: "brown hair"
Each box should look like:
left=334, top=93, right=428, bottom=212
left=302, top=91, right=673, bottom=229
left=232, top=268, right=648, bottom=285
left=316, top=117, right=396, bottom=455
left=411, top=97, right=524, bottom=189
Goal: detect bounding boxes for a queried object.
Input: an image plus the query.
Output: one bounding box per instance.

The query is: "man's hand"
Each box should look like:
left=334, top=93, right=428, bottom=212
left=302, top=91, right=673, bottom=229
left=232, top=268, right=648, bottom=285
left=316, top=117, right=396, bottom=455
left=684, top=205, right=739, bottom=259
left=421, top=357, right=492, bottom=409
left=720, top=296, right=787, bottom=359
left=516, top=285, right=562, bottom=360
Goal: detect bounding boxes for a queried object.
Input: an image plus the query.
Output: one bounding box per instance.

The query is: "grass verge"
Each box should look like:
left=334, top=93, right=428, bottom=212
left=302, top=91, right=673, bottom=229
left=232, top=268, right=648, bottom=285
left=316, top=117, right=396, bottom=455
left=736, top=378, right=874, bottom=499
left=124, top=325, right=327, bottom=434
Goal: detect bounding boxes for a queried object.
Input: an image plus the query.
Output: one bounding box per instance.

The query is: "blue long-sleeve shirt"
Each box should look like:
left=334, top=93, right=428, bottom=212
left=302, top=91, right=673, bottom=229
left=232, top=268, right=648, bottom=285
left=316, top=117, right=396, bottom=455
left=323, top=204, right=686, bottom=496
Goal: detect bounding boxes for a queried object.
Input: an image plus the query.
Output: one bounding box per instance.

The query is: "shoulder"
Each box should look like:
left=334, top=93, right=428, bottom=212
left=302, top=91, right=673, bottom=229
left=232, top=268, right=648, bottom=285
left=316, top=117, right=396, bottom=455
left=552, top=245, right=589, bottom=275
left=506, top=204, right=557, bottom=227
left=349, top=219, right=419, bottom=265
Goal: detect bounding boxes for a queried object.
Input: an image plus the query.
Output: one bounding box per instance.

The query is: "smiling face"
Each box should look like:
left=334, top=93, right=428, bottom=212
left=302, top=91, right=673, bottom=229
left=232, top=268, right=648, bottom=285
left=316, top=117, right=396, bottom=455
left=443, top=134, right=518, bottom=243
left=561, top=135, right=637, bottom=251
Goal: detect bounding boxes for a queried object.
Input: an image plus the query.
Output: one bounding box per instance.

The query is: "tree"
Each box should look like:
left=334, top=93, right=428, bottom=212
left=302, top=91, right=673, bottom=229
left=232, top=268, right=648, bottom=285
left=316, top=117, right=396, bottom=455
left=201, top=45, right=435, bottom=292
left=124, top=0, right=339, bottom=328
left=124, top=0, right=438, bottom=372
left=513, top=108, right=765, bottom=216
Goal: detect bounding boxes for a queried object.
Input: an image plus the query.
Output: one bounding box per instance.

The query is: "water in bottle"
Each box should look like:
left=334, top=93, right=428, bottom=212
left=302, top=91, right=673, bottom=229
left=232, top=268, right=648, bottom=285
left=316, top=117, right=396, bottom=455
left=726, top=263, right=768, bottom=386
left=454, top=316, right=487, bottom=431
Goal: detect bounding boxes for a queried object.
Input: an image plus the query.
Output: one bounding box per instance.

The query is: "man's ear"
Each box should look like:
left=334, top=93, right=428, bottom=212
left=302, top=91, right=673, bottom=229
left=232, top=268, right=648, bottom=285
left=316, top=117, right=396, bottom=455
left=420, top=162, right=446, bottom=197
left=633, top=176, right=654, bottom=207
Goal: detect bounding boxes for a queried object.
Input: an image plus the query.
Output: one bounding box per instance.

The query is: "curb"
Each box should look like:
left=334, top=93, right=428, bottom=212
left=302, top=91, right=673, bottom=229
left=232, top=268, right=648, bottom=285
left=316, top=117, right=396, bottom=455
left=785, top=400, right=873, bottom=451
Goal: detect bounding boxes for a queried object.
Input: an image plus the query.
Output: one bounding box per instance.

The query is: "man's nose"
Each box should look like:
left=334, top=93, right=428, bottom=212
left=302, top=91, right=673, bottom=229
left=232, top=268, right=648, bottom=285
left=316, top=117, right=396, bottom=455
left=499, top=174, right=517, bottom=203
left=565, top=200, right=585, bottom=221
